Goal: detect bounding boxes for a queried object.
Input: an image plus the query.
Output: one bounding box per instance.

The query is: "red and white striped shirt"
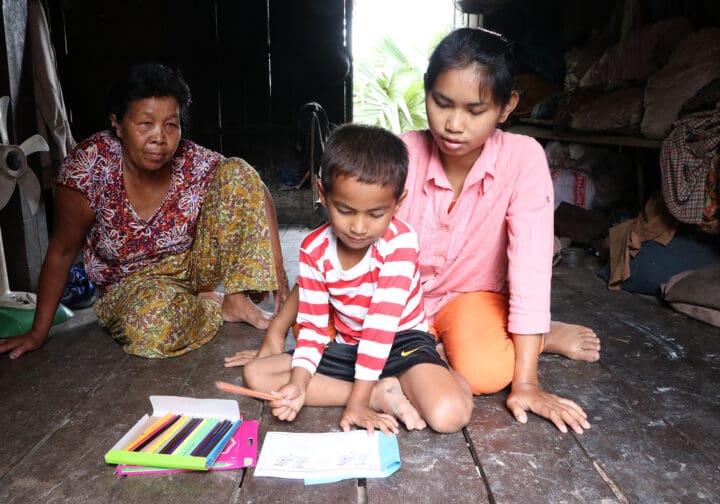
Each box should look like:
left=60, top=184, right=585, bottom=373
left=292, top=217, right=428, bottom=381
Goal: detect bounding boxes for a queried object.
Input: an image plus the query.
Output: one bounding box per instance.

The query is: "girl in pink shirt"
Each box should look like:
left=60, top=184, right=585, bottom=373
left=395, top=28, right=599, bottom=434
left=230, top=28, right=600, bottom=435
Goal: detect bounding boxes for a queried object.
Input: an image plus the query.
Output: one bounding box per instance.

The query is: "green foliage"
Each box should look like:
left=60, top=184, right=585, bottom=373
left=352, top=36, right=429, bottom=134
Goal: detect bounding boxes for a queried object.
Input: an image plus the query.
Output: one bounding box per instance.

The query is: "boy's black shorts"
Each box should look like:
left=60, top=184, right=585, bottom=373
left=291, top=329, right=448, bottom=383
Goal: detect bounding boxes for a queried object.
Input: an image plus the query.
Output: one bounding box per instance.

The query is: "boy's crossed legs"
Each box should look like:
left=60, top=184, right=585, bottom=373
left=243, top=338, right=473, bottom=434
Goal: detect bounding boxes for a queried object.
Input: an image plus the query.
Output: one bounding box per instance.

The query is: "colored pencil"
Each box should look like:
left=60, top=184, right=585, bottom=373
left=198, top=420, right=234, bottom=458
left=203, top=419, right=242, bottom=466
left=142, top=415, right=190, bottom=453
left=174, top=418, right=215, bottom=456
left=161, top=417, right=202, bottom=454
left=215, top=381, right=283, bottom=401
left=190, top=419, right=228, bottom=457
left=123, top=412, right=177, bottom=452
left=132, top=414, right=181, bottom=452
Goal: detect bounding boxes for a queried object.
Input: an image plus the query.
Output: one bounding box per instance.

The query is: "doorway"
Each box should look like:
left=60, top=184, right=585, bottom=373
left=351, top=0, right=456, bottom=133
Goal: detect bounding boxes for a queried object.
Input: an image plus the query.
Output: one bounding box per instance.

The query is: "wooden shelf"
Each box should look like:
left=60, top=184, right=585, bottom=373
left=506, top=121, right=662, bottom=150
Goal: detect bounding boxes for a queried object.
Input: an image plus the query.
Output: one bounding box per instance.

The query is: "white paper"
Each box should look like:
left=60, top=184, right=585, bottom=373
left=254, top=430, right=400, bottom=484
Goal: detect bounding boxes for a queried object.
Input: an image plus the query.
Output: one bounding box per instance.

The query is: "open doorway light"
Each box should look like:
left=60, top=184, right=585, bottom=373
left=352, top=0, right=455, bottom=133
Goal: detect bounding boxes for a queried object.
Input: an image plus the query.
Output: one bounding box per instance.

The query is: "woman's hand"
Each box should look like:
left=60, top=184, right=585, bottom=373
left=1, top=187, right=93, bottom=360
left=0, top=330, right=47, bottom=359
left=506, top=382, right=590, bottom=434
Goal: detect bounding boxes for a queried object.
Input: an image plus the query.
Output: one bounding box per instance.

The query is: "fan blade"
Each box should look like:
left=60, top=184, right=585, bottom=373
left=17, top=170, right=42, bottom=214
left=0, top=172, right=17, bottom=210
left=0, top=96, right=9, bottom=145
left=19, top=134, right=50, bottom=157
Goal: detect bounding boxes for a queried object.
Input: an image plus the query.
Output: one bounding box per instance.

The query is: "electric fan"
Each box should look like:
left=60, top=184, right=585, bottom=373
left=0, top=95, right=72, bottom=338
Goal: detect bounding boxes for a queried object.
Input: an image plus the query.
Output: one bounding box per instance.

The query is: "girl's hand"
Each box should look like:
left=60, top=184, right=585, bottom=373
left=269, top=382, right=306, bottom=422
left=506, top=383, right=591, bottom=434
left=223, top=325, right=288, bottom=367
left=273, top=269, right=291, bottom=314
left=340, top=403, right=399, bottom=436
left=223, top=349, right=258, bottom=367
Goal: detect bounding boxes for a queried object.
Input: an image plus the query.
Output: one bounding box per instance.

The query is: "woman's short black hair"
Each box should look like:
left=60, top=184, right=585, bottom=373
left=320, top=123, right=408, bottom=200
left=425, top=28, right=517, bottom=108
left=107, top=63, right=192, bottom=131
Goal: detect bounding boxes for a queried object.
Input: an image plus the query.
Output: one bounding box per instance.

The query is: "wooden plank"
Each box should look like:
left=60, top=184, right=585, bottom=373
left=539, top=356, right=720, bottom=503
left=550, top=261, right=720, bottom=462
left=239, top=406, right=358, bottom=503
left=545, top=261, right=720, bottom=502
left=465, top=393, right=614, bottom=503
left=0, top=306, right=98, bottom=391
left=0, top=321, right=123, bottom=482
left=365, top=427, right=488, bottom=503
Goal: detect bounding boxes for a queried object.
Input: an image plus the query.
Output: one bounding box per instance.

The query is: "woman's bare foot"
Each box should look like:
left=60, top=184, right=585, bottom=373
left=370, top=377, right=427, bottom=431
left=199, top=291, right=224, bottom=303
left=199, top=291, right=273, bottom=329
left=544, top=321, right=601, bottom=362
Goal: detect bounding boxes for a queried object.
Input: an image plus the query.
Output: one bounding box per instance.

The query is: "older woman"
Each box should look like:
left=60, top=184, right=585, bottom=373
left=0, top=63, right=288, bottom=359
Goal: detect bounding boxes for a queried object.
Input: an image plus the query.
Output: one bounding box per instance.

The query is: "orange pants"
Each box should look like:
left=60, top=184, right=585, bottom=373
left=432, top=292, right=542, bottom=395
left=294, top=293, right=540, bottom=396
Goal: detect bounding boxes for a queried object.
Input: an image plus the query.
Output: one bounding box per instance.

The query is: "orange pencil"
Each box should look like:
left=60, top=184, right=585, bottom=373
left=215, top=381, right=284, bottom=402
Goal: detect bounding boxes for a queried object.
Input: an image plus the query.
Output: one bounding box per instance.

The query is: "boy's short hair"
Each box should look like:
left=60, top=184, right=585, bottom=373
left=320, top=124, right=408, bottom=199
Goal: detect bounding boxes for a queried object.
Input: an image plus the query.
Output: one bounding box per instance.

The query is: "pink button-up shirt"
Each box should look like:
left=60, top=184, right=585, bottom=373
left=397, top=129, right=553, bottom=335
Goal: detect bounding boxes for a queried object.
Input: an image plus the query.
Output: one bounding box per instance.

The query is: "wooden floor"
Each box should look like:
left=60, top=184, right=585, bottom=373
left=1, top=225, right=719, bottom=504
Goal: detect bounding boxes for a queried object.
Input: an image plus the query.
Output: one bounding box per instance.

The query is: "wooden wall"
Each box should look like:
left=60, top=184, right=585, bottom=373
left=45, top=0, right=351, bottom=181
left=0, top=0, right=350, bottom=289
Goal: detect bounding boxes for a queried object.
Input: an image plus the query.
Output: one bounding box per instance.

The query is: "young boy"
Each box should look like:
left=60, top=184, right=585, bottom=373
left=242, top=124, right=472, bottom=434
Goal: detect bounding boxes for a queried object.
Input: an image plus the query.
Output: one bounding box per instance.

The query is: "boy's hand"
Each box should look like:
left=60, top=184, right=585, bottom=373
left=269, top=381, right=306, bottom=422
left=506, top=383, right=591, bottom=434
left=340, top=403, right=399, bottom=436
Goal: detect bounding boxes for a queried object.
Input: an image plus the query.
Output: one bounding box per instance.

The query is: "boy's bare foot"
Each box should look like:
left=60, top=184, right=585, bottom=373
left=544, top=321, right=601, bottom=362
left=370, top=377, right=427, bottom=431
left=199, top=291, right=273, bottom=330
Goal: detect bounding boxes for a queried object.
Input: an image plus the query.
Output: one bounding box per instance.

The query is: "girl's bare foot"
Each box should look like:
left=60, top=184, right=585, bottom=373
left=544, top=321, right=601, bottom=362
left=370, top=377, right=426, bottom=431
left=436, top=342, right=448, bottom=364
left=199, top=291, right=273, bottom=329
